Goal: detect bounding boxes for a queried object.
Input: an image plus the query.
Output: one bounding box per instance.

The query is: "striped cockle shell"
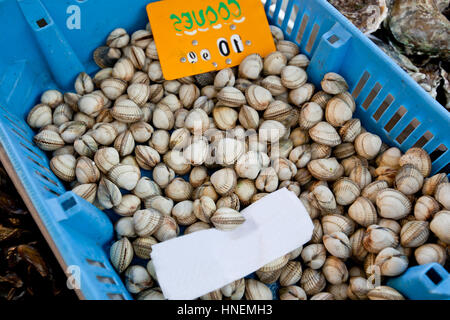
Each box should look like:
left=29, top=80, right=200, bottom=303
left=214, top=68, right=235, bottom=89
left=363, top=225, right=399, bottom=253
left=112, top=57, right=135, bottom=81
left=27, top=103, right=52, bottom=129
left=115, top=217, right=136, bottom=238
left=91, top=122, right=118, bottom=145
left=347, top=276, right=371, bottom=300
left=184, top=221, right=211, bottom=235
left=261, top=75, right=287, bottom=96
left=94, top=147, right=120, bottom=174
left=114, top=130, right=135, bottom=157
left=244, top=279, right=272, bottom=300
left=307, top=158, right=344, bottom=181
left=53, top=145, right=76, bottom=157
left=217, top=86, right=246, bottom=107
left=259, top=254, right=289, bottom=273
left=165, top=178, right=193, bottom=202
left=311, top=185, right=337, bottom=212
left=348, top=197, right=378, bottom=227
left=279, top=286, right=307, bottom=300
left=132, top=236, right=158, bottom=259
left=110, top=237, right=133, bottom=273
left=130, top=121, right=154, bottom=143
left=221, top=279, right=245, bottom=300
left=124, top=265, right=153, bottom=294
left=75, top=156, right=100, bottom=184
left=210, top=168, right=237, bottom=196
left=430, top=210, right=450, bottom=244
left=133, top=177, right=161, bottom=199
left=333, top=178, right=360, bottom=206
left=322, top=214, right=355, bottom=236
left=97, top=177, right=122, bottom=209
left=256, top=269, right=282, bottom=284
left=361, top=180, right=388, bottom=203
left=301, top=244, right=326, bottom=269
left=101, top=78, right=127, bottom=100
left=323, top=232, right=352, bottom=259
left=263, top=100, right=297, bottom=127
left=111, top=99, right=143, bottom=123
left=135, top=145, right=160, bottom=170
left=414, top=243, right=447, bottom=265
left=395, top=164, right=424, bottom=195
left=59, top=121, right=87, bottom=144
left=298, top=102, right=323, bottom=130
left=422, top=173, right=448, bottom=196
left=52, top=104, right=73, bottom=126
left=245, top=85, right=272, bottom=111
left=325, top=97, right=353, bottom=127
left=144, top=195, right=173, bottom=216
left=133, top=209, right=164, bottom=237
left=376, top=188, right=412, bottom=220
left=368, top=286, right=404, bottom=300
left=321, top=72, right=348, bottom=94
left=171, top=200, right=196, bottom=226
left=349, top=165, right=372, bottom=190
left=74, top=134, right=98, bottom=158
left=322, top=256, right=348, bottom=285
left=350, top=228, right=368, bottom=262
left=41, top=89, right=63, bottom=108
left=154, top=215, right=179, bottom=242
left=50, top=154, right=76, bottom=182
left=339, top=118, right=361, bottom=143
left=210, top=207, right=245, bottom=231
left=400, top=221, right=430, bottom=248
left=193, top=196, right=216, bottom=223
left=289, top=83, right=314, bottom=106
left=399, top=148, right=432, bottom=178
left=152, top=163, right=175, bottom=189
left=281, top=66, right=307, bottom=89
left=374, top=247, right=408, bottom=276
left=354, top=132, right=382, bottom=160
left=263, top=51, right=287, bottom=75
left=72, top=183, right=97, bottom=203
left=279, top=261, right=303, bottom=287
left=239, top=53, right=263, bottom=79
left=78, top=93, right=104, bottom=117
left=309, top=122, right=341, bottom=147
left=216, top=193, right=241, bottom=211
left=435, top=182, right=450, bottom=210
left=300, top=268, right=326, bottom=296
left=108, top=164, right=141, bottom=191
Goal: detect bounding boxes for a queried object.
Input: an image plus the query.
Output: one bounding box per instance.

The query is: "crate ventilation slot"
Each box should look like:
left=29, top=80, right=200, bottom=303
left=96, top=275, right=116, bottom=285
left=20, top=142, right=44, bottom=161
left=62, top=197, right=77, bottom=211
left=86, top=259, right=106, bottom=268
left=426, top=267, right=443, bottom=285
left=305, top=23, right=319, bottom=53
left=328, top=35, right=339, bottom=44
left=430, top=144, right=447, bottom=162
left=4, top=114, right=27, bottom=134
left=27, top=156, right=51, bottom=173
left=35, top=170, right=59, bottom=187
left=44, top=186, right=61, bottom=196
left=395, top=118, right=420, bottom=144
left=36, top=18, right=48, bottom=28
left=352, top=71, right=370, bottom=99
left=384, top=106, right=406, bottom=133
left=412, top=131, right=434, bottom=148
left=296, top=14, right=309, bottom=44
left=362, top=83, right=382, bottom=110
left=373, top=94, right=395, bottom=121
left=286, top=5, right=299, bottom=34
left=12, top=128, right=32, bottom=145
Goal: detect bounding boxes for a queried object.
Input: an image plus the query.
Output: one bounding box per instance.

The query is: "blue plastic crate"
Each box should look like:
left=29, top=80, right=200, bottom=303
left=0, top=0, right=448, bottom=300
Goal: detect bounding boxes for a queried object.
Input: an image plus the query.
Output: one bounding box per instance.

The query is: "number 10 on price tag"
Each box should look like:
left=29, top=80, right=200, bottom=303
left=146, top=0, right=276, bottom=80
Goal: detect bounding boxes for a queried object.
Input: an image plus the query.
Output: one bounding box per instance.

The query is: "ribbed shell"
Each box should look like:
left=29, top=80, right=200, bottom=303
left=108, top=164, right=141, bottom=190
left=298, top=102, right=323, bottom=130
left=113, top=194, right=141, bottom=216
left=322, top=214, right=355, bottom=236
left=94, top=147, right=119, bottom=174
left=210, top=207, right=245, bottom=231
left=362, top=180, right=389, bottom=203
left=75, top=156, right=100, bottom=184
left=135, top=145, right=160, bottom=170
left=134, top=209, right=164, bottom=237
left=263, top=100, right=295, bottom=124
left=210, top=168, right=237, bottom=196
left=325, top=97, right=353, bottom=127
left=422, top=173, right=448, bottom=196
left=110, top=238, right=133, bottom=273
left=217, top=86, right=246, bottom=107
left=34, top=130, right=65, bottom=151
left=348, top=197, right=378, bottom=227
left=310, top=91, right=332, bottom=108
left=339, top=118, right=361, bottom=143
left=395, top=164, right=424, bottom=195
left=321, top=72, right=348, bottom=94
left=50, top=154, right=76, bottom=182
left=349, top=165, right=372, bottom=189
left=309, top=122, right=341, bottom=147
left=97, top=178, right=122, bottom=209
left=27, top=104, right=53, bottom=128
left=111, top=99, right=143, bottom=123
left=245, top=279, right=273, bottom=300
left=323, top=256, right=348, bottom=285
left=368, top=286, right=404, bottom=300
left=101, top=78, right=127, bottom=100
left=333, top=178, right=360, bottom=206
left=132, top=236, right=158, bottom=259
left=259, top=254, right=289, bottom=272
left=279, top=261, right=303, bottom=287
left=400, top=221, right=430, bottom=247
left=350, top=228, right=368, bottom=262
left=399, top=148, right=432, bottom=178
left=300, top=268, right=326, bottom=296
left=256, top=269, right=282, bottom=284
left=245, top=85, right=272, bottom=111
left=72, top=183, right=97, bottom=203
left=323, top=232, right=352, bottom=259
left=376, top=188, right=412, bottom=220
left=363, top=225, right=399, bottom=253
left=154, top=216, right=179, bottom=242
left=307, top=158, right=344, bottom=181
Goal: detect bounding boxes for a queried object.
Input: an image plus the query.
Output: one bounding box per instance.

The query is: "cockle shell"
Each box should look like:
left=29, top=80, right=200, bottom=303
left=133, top=177, right=161, bottom=199
left=217, top=86, right=246, bottom=107
left=238, top=105, right=260, bottom=130
left=322, top=214, right=355, bottom=236
left=108, top=164, right=141, bottom=190
left=50, top=154, right=76, bottom=182
left=435, top=182, right=450, bottom=210
left=113, top=194, right=141, bottom=216
left=154, top=216, right=179, bottom=242
left=221, top=279, right=245, bottom=300
left=91, top=123, right=118, bottom=145
left=289, top=83, right=315, bottom=106
left=245, top=279, right=272, bottom=300
left=263, top=51, right=287, bottom=75
left=368, top=286, right=405, bottom=300
left=97, top=177, right=122, bottom=209
left=184, top=221, right=211, bottom=235
left=354, top=132, right=382, bottom=160
left=309, top=122, right=341, bottom=147
left=210, top=168, right=237, bottom=196
left=163, top=150, right=191, bottom=175
left=72, top=183, right=97, bottom=203
left=298, top=102, right=323, bottom=130
left=75, top=156, right=100, bottom=184
left=165, top=178, right=193, bottom=202
left=184, top=108, right=210, bottom=134
left=279, top=261, right=303, bottom=287
left=78, top=93, right=105, bottom=117
left=214, top=68, right=235, bottom=89
left=256, top=269, right=282, bottom=284
left=133, top=209, right=164, bottom=237
left=414, top=243, right=447, bottom=265
left=376, top=188, right=412, bottom=220
left=347, top=276, right=371, bottom=300
left=363, top=225, right=399, bottom=253
left=399, top=148, right=432, bottom=177
left=307, top=158, right=344, bottom=181
left=52, top=103, right=74, bottom=125
left=59, top=121, right=87, bottom=144
left=210, top=207, right=245, bottom=231
left=111, top=99, right=143, bottom=123
left=114, top=130, right=135, bottom=157
left=276, top=40, right=299, bottom=60
left=93, top=147, right=119, bottom=174
left=400, top=221, right=430, bottom=248
left=144, top=195, right=173, bottom=216
left=350, top=228, right=368, bottom=262
left=301, top=244, right=326, bottom=269
left=132, top=236, right=158, bottom=260
left=135, top=145, right=160, bottom=170
left=311, top=185, right=337, bottom=212
left=395, top=164, right=424, bottom=195
left=183, top=137, right=209, bottom=165
left=172, top=200, right=196, bottom=226
left=235, top=151, right=269, bottom=180
left=375, top=247, right=408, bottom=276
left=259, top=120, right=287, bottom=143
left=350, top=165, right=372, bottom=190
left=245, top=85, right=273, bottom=111
left=321, top=72, right=348, bottom=94
left=27, top=104, right=53, bottom=129
left=279, top=286, right=307, bottom=300
left=124, top=265, right=153, bottom=294
left=323, top=256, right=349, bottom=285
left=74, top=134, right=98, bottom=157
left=281, top=66, right=307, bottom=89
left=348, top=197, right=378, bottom=227
left=325, top=97, right=353, bottom=127
left=430, top=210, right=450, bottom=244
left=333, top=178, right=360, bottom=206
left=115, top=217, right=136, bottom=238
left=361, top=180, right=389, bottom=203
left=323, top=232, right=352, bottom=259
left=300, top=268, right=326, bottom=296
left=422, top=173, right=448, bottom=196
left=239, top=54, right=263, bottom=80
left=110, top=237, right=133, bottom=273
left=261, top=75, right=287, bottom=96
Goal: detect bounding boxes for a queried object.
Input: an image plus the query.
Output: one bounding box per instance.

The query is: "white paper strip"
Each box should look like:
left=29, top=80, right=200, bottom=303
left=151, top=188, right=313, bottom=300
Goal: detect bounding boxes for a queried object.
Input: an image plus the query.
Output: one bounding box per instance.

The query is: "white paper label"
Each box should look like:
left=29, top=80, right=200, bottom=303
left=151, top=188, right=313, bottom=300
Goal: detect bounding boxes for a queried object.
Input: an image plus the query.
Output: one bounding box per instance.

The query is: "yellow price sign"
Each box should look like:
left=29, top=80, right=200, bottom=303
left=146, top=0, right=276, bottom=80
